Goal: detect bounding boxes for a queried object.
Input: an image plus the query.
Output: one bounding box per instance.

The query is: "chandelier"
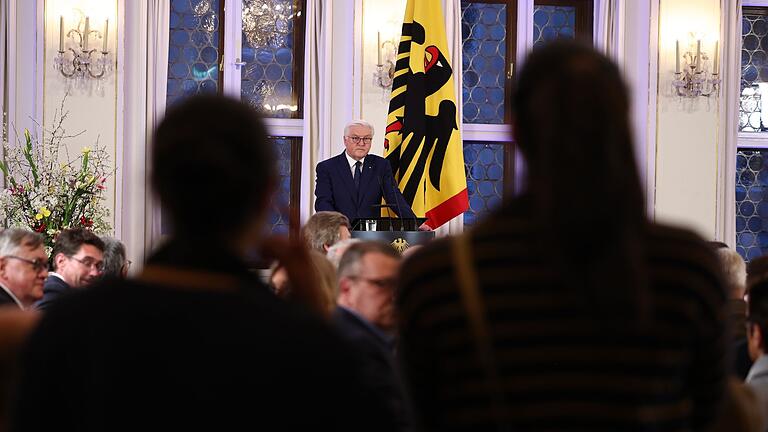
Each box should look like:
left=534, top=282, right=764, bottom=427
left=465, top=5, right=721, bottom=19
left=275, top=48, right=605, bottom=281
left=672, top=35, right=720, bottom=99
left=242, top=0, right=295, bottom=48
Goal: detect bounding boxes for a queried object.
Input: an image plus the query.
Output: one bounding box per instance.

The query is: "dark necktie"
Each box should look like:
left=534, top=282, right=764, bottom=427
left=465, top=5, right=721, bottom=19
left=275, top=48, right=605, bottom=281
left=353, top=161, right=362, bottom=189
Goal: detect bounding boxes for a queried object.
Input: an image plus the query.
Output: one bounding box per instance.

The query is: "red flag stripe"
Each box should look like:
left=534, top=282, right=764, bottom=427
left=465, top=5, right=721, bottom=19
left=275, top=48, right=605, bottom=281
left=424, top=188, right=469, bottom=229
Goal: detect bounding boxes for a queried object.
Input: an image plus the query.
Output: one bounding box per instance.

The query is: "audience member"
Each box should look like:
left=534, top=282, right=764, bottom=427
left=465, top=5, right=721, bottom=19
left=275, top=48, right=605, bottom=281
left=100, top=236, right=130, bottom=279
left=302, top=211, right=352, bottom=252
left=35, top=228, right=104, bottom=310
left=712, top=245, right=752, bottom=379
left=326, top=238, right=361, bottom=268
left=397, top=41, right=727, bottom=431
left=747, top=278, right=768, bottom=426
left=0, top=230, right=48, bottom=309
left=749, top=255, right=768, bottom=293
left=10, top=95, right=397, bottom=431
left=270, top=250, right=337, bottom=316
left=335, top=241, right=410, bottom=431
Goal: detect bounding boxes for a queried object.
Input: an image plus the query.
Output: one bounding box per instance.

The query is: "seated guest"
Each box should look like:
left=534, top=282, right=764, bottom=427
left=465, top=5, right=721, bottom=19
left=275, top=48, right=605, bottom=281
left=315, top=120, right=416, bottom=223
left=335, top=241, right=411, bottom=431
left=270, top=250, right=337, bottom=317
left=397, top=42, right=726, bottom=431
left=11, top=95, right=397, bottom=431
left=36, top=228, right=104, bottom=310
left=0, top=229, right=48, bottom=309
left=711, top=244, right=751, bottom=379
left=326, top=238, right=361, bottom=268
left=100, top=236, right=130, bottom=279
left=747, top=279, right=768, bottom=425
left=302, top=211, right=352, bottom=252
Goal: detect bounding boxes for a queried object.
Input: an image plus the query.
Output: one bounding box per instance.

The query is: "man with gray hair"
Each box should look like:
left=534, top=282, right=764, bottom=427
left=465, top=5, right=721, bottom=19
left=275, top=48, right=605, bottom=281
left=100, top=237, right=130, bottom=279
left=315, top=119, right=416, bottom=224
left=334, top=241, right=410, bottom=430
left=302, top=211, right=351, bottom=253
left=0, top=229, right=48, bottom=309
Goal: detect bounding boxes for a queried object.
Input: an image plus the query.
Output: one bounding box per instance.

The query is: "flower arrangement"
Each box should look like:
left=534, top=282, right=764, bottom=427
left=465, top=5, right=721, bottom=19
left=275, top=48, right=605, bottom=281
left=0, top=98, right=112, bottom=250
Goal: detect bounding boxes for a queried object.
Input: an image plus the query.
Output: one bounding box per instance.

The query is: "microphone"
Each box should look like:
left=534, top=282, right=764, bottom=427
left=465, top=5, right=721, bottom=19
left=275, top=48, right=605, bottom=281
left=387, top=172, right=406, bottom=231
left=377, top=174, right=394, bottom=231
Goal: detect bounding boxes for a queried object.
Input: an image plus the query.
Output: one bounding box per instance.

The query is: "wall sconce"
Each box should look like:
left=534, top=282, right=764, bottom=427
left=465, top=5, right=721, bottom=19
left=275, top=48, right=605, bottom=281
left=672, top=35, right=720, bottom=98
left=373, top=31, right=398, bottom=98
left=54, top=15, right=112, bottom=82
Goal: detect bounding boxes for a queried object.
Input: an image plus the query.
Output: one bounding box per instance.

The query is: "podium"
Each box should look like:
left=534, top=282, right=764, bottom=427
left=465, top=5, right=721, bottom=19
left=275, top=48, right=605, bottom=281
left=351, top=217, right=435, bottom=254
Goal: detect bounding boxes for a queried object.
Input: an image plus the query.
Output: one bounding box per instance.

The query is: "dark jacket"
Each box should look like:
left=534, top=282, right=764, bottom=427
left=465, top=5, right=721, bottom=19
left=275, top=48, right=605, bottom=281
left=35, top=274, right=71, bottom=311
left=11, top=239, right=399, bottom=431
left=0, top=287, right=20, bottom=308
left=315, top=152, right=416, bottom=223
left=333, top=306, right=411, bottom=431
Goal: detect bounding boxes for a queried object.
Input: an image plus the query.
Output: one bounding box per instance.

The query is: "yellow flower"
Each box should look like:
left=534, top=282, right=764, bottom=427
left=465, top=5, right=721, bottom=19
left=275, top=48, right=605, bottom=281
left=23, top=129, right=30, bottom=142
left=82, top=146, right=91, bottom=154
left=40, top=207, right=51, bottom=217
left=34, top=213, right=43, bottom=220
left=85, top=174, right=95, bottom=184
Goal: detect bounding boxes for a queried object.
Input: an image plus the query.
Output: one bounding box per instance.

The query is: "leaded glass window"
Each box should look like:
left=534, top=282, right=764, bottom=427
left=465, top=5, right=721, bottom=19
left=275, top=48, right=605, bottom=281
left=736, top=149, right=768, bottom=261
left=241, top=0, right=304, bottom=119
left=167, top=0, right=221, bottom=107
left=532, top=5, right=576, bottom=47
left=267, top=137, right=299, bottom=235
left=464, top=141, right=505, bottom=226
left=461, top=2, right=507, bottom=124
left=741, top=9, right=768, bottom=132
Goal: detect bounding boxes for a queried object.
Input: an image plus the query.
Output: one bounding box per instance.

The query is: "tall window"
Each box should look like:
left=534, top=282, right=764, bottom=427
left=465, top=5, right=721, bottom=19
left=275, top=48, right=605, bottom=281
left=460, top=0, right=592, bottom=226
left=737, top=6, right=768, bottom=262
left=166, top=0, right=305, bottom=236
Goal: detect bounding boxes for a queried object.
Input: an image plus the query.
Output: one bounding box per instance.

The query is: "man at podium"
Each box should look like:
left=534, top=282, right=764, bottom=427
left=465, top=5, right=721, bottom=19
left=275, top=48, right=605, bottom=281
left=315, top=120, right=416, bottom=224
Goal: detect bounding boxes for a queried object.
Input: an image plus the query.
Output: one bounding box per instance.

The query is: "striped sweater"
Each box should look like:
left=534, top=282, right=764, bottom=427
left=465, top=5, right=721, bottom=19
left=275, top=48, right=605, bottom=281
left=397, top=203, right=726, bottom=431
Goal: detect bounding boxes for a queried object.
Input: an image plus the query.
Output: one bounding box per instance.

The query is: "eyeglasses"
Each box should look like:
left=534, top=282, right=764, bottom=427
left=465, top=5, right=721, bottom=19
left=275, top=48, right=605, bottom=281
left=70, top=256, right=105, bottom=272
left=348, top=275, right=397, bottom=290
left=346, top=136, right=373, bottom=144
left=6, top=255, right=49, bottom=272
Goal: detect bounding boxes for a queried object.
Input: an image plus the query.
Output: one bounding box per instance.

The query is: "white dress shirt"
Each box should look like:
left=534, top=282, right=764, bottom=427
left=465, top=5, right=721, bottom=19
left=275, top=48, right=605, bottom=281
left=345, top=152, right=365, bottom=178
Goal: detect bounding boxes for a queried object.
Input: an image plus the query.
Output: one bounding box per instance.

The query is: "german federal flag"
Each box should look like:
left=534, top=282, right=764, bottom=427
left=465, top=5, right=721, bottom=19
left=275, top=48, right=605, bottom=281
left=383, top=0, right=468, bottom=229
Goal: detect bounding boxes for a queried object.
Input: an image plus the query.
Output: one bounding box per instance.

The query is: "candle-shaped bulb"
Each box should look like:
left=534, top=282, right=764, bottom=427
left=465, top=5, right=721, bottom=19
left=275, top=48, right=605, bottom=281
left=83, top=17, right=90, bottom=50
left=713, top=41, right=719, bottom=73
left=675, top=40, right=680, bottom=73
left=103, top=19, right=109, bottom=52
left=377, top=31, right=382, bottom=65
left=59, top=16, right=64, bottom=52
left=695, top=39, right=701, bottom=71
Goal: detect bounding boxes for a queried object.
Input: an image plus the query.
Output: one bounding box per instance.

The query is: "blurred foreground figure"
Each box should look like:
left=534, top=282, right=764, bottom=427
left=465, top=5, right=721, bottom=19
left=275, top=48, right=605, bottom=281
left=397, top=42, right=727, bottom=431
left=10, top=96, right=396, bottom=432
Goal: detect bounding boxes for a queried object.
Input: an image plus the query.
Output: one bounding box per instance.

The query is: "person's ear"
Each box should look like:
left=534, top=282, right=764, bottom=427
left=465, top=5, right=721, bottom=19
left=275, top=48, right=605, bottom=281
left=323, top=243, right=330, bottom=252
left=338, top=277, right=352, bottom=302
left=53, top=253, right=67, bottom=271
left=0, top=257, right=8, bottom=277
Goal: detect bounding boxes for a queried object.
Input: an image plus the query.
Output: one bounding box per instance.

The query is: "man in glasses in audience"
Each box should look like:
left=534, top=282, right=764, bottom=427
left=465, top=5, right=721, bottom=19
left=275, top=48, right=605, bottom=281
left=335, top=241, right=411, bottom=431
left=315, top=120, right=416, bottom=225
left=36, top=228, right=104, bottom=310
left=0, top=229, right=48, bottom=309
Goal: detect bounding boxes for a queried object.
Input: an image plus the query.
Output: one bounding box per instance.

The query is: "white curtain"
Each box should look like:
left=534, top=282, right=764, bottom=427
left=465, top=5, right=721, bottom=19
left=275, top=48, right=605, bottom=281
left=0, top=0, right=7, bottom=147
left=717, top=0, right=742, bottom=246
left=594, top=0, right=621, bottom=60
left=120, top=0, right=169, bottom=267
left=302, top=0, right=332, bottom=224
left=435, top=0, right=464, bottom=237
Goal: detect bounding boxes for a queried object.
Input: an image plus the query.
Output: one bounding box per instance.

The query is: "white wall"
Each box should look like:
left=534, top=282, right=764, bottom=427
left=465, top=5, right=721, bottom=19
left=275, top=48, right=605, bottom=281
left=653, top=0, right=721, bottom=238
left=43, top=0, right=119, bottom=232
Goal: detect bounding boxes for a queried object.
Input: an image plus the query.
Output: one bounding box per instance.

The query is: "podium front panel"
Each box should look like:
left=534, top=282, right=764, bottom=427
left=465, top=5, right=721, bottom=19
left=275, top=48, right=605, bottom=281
left=351, top=230, right=435, bottom=254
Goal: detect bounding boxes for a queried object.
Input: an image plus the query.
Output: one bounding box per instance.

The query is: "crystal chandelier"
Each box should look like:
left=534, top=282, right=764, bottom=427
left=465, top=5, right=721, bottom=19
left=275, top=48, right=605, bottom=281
left=242, top=0, right=295, bottom=48
left=672, top=35, right=720, bottom=99
left=53, top=12, right=112, bottom=85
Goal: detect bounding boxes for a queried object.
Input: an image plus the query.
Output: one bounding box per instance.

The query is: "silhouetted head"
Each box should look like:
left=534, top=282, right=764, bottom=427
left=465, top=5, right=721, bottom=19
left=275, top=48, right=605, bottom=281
left=512, top=42, right=647, bottom=318
left=152, top=95, right=276, bottom=245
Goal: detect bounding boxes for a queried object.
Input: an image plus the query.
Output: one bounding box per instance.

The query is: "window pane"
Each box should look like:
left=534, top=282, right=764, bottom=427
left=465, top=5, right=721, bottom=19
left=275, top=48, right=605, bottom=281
left=241, top=0, right=302, bottom=119
left=461, top=2, right=507, bottom=124
left=167, top=0, right=221, bottom=107
left=463, top=141, right=505, bottom=226
left=741, top=10, right=768, bottom=132
left=532, top=5, right=576, bottom=48
left=736, top=149, right=768, bottom=262
left=266, top=136, right=298, bottom=235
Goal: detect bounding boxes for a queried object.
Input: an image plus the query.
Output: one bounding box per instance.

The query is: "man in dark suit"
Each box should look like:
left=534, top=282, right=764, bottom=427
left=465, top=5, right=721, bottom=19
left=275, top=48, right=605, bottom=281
left=11, top=96, right=398, bottom=432
left=334, top=241, right=411, bottom=431
left=35, top=228, right=104, bottom=310
left=315, top=120, right=417, bottom=225
left=0, top=229, right=48, bottom=309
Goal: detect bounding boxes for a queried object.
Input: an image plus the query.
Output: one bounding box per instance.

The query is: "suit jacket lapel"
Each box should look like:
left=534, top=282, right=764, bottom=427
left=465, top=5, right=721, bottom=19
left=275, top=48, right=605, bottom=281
left=335, top=152, right=358, bottom=203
